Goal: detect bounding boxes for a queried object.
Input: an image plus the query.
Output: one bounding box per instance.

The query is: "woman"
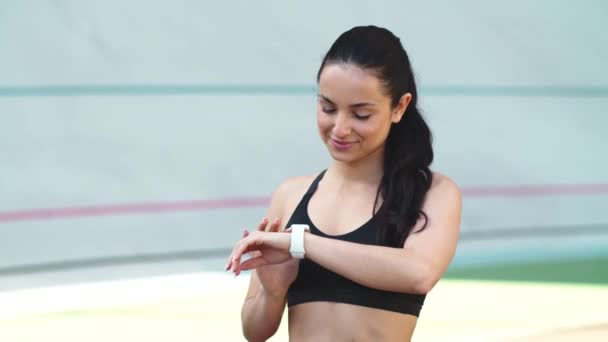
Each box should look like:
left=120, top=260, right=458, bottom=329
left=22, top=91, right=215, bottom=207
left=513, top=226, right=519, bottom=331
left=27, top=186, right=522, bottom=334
left=226, top=25, right=461, bottom=341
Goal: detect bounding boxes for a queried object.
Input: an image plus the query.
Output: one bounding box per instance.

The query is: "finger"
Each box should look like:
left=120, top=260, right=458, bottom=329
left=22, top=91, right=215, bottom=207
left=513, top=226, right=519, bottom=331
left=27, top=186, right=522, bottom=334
left=230, top=242, right=245, bottom=275
left=230, top=240, right=246, bottom=274
left=226, top=246, right=235, bottom=271
left=240, top=256, right=270, bottom=271
left=226, top=247, right=239, bottom=272
left=232, top=253, right=241, bottom=275
left=258, top=217, right=269, bottom=232
left=270, top=218, right=282, bottom=232
left=226, top=253, right=234, bottom=272
left=233, top=238, right=262, bottom=275
left=247, top=250, right=262, bottom=258
left=239, top=230, right=255, bottom=264
left=226, top=230, right=250, bottom=271
left=232, top=245, right=251, bottom=276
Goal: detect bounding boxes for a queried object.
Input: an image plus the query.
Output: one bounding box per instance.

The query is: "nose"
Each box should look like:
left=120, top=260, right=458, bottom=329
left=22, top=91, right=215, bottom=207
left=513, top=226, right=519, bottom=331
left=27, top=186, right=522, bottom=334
left=332, top=112, right=351, bottom=138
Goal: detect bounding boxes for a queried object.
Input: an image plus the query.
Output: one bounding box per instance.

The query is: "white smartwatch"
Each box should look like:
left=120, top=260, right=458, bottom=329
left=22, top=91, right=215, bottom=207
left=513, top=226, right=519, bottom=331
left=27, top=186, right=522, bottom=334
left=289, top=224, right=310, bottom=259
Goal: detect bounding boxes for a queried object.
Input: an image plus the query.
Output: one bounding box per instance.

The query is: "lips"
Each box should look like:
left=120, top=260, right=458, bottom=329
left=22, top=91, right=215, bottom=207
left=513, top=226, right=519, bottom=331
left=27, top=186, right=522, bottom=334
left=330, top=138, right=355, bottom=150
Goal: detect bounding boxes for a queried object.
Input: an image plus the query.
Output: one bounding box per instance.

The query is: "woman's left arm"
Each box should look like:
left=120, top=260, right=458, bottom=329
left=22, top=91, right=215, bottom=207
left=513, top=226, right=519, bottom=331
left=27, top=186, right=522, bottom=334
left=229, top=176, right=461, bottom=295
left=303, top=176, right=461, bottom=294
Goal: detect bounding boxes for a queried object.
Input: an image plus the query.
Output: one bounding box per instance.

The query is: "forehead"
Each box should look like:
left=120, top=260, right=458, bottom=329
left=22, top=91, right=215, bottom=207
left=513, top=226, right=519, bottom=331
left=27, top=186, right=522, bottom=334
left=318, top=63, right=387, bottom=104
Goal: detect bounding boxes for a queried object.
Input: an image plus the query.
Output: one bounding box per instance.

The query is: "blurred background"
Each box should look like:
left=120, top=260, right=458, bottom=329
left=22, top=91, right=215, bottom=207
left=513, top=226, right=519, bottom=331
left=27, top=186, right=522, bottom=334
left=1, top=1, right=607, bottom=341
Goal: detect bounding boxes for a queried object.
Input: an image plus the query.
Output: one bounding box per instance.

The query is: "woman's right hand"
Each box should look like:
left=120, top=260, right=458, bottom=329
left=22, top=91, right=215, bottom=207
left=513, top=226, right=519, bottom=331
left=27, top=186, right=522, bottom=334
left=243, top=217, right=300, bottom=298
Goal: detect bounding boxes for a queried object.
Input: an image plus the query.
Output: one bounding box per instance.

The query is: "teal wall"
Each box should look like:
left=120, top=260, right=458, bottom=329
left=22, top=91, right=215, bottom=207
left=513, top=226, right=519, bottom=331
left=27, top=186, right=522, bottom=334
left=1, top=1, right=607, bottom=286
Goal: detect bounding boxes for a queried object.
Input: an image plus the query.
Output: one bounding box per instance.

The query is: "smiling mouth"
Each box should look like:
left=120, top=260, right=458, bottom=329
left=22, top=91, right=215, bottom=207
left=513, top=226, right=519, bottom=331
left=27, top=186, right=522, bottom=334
left=330, top=138, right=355, bottom=150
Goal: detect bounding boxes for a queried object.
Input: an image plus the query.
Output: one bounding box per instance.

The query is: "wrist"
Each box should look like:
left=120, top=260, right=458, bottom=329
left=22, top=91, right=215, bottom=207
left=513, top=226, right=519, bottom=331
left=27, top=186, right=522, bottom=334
left=303, top=231, right=313, bottom=258
left=289, top=224, right=310, bottom=258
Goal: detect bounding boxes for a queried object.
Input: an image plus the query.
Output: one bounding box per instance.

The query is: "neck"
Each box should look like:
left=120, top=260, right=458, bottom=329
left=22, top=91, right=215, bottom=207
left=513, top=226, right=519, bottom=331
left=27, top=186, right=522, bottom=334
left=326, top=146, right=385, bottom=186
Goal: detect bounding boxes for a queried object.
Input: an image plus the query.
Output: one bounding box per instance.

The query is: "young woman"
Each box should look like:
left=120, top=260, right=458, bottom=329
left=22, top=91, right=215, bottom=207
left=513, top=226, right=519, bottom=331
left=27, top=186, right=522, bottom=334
left=226, top=25, right=462, bottom=342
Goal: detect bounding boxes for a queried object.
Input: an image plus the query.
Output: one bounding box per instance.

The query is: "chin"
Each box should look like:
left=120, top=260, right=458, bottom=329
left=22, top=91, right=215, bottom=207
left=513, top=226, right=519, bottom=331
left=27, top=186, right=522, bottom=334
left=329, top=153, right=354, bottom=163
left=326, top=145, right=358, bottom=163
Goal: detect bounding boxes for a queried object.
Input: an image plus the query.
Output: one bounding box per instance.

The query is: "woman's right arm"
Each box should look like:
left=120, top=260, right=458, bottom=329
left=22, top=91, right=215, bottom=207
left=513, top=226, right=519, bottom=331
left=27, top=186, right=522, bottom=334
left=240, top=181, right=291, bottom=342
left=241, top=272, right=288, bottom=342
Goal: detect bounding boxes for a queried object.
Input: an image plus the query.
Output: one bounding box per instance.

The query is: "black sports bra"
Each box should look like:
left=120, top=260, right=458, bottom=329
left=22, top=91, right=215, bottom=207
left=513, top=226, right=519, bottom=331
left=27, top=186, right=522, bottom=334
left=286, top=170, right=426, bottom=316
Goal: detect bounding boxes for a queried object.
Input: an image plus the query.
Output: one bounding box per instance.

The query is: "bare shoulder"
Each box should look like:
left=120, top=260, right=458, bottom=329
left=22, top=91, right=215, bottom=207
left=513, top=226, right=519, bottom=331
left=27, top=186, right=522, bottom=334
left=267, top=171, right=322, bottom=227
left=272, top=173, right=318, bottom=202
left=426, top=172, right=462, bottom=206
left=405, top=171, right=462, bottom=244
left=273, top=174, right=316, bottom=199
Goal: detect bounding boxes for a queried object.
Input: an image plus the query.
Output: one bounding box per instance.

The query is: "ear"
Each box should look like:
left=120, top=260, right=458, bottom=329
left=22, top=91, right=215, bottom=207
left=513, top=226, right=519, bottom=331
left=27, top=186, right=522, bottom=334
left=391, top=92, right=412, bottom=123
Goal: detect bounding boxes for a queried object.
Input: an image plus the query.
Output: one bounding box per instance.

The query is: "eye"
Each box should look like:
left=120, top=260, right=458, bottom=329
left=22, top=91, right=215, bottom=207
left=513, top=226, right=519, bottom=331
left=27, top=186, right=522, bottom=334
left=322, top=107, right=336, bottom=114
left=354, top=113, right=371, bottom=120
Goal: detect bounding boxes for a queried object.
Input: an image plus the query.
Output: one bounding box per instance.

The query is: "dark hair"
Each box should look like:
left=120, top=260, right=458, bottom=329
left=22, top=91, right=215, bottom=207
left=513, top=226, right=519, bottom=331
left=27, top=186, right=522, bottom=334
left=317, top=25, right=434, bottom=248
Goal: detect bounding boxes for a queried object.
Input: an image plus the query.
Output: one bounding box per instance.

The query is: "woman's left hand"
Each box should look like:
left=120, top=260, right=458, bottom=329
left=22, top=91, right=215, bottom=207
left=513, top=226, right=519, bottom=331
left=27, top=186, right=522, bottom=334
left=226, top=230, right=293, bottom=276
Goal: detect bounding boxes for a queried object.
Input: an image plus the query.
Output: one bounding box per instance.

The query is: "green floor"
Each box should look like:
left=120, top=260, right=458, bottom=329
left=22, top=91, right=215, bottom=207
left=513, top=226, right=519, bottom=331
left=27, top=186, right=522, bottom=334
left=446, top=256, right=608, bottom=285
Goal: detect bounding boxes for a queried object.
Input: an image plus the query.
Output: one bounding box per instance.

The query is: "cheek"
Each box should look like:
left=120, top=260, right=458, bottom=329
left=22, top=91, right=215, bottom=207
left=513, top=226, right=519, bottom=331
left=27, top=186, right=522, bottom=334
left=355, top=118, right=391, bottom=141
left=316, top=111, right=332, bottom=132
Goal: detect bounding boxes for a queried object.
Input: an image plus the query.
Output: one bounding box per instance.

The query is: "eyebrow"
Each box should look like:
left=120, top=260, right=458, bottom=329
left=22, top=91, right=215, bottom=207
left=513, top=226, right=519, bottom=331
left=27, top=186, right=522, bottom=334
left=318, top=94, right=375, bottom=108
